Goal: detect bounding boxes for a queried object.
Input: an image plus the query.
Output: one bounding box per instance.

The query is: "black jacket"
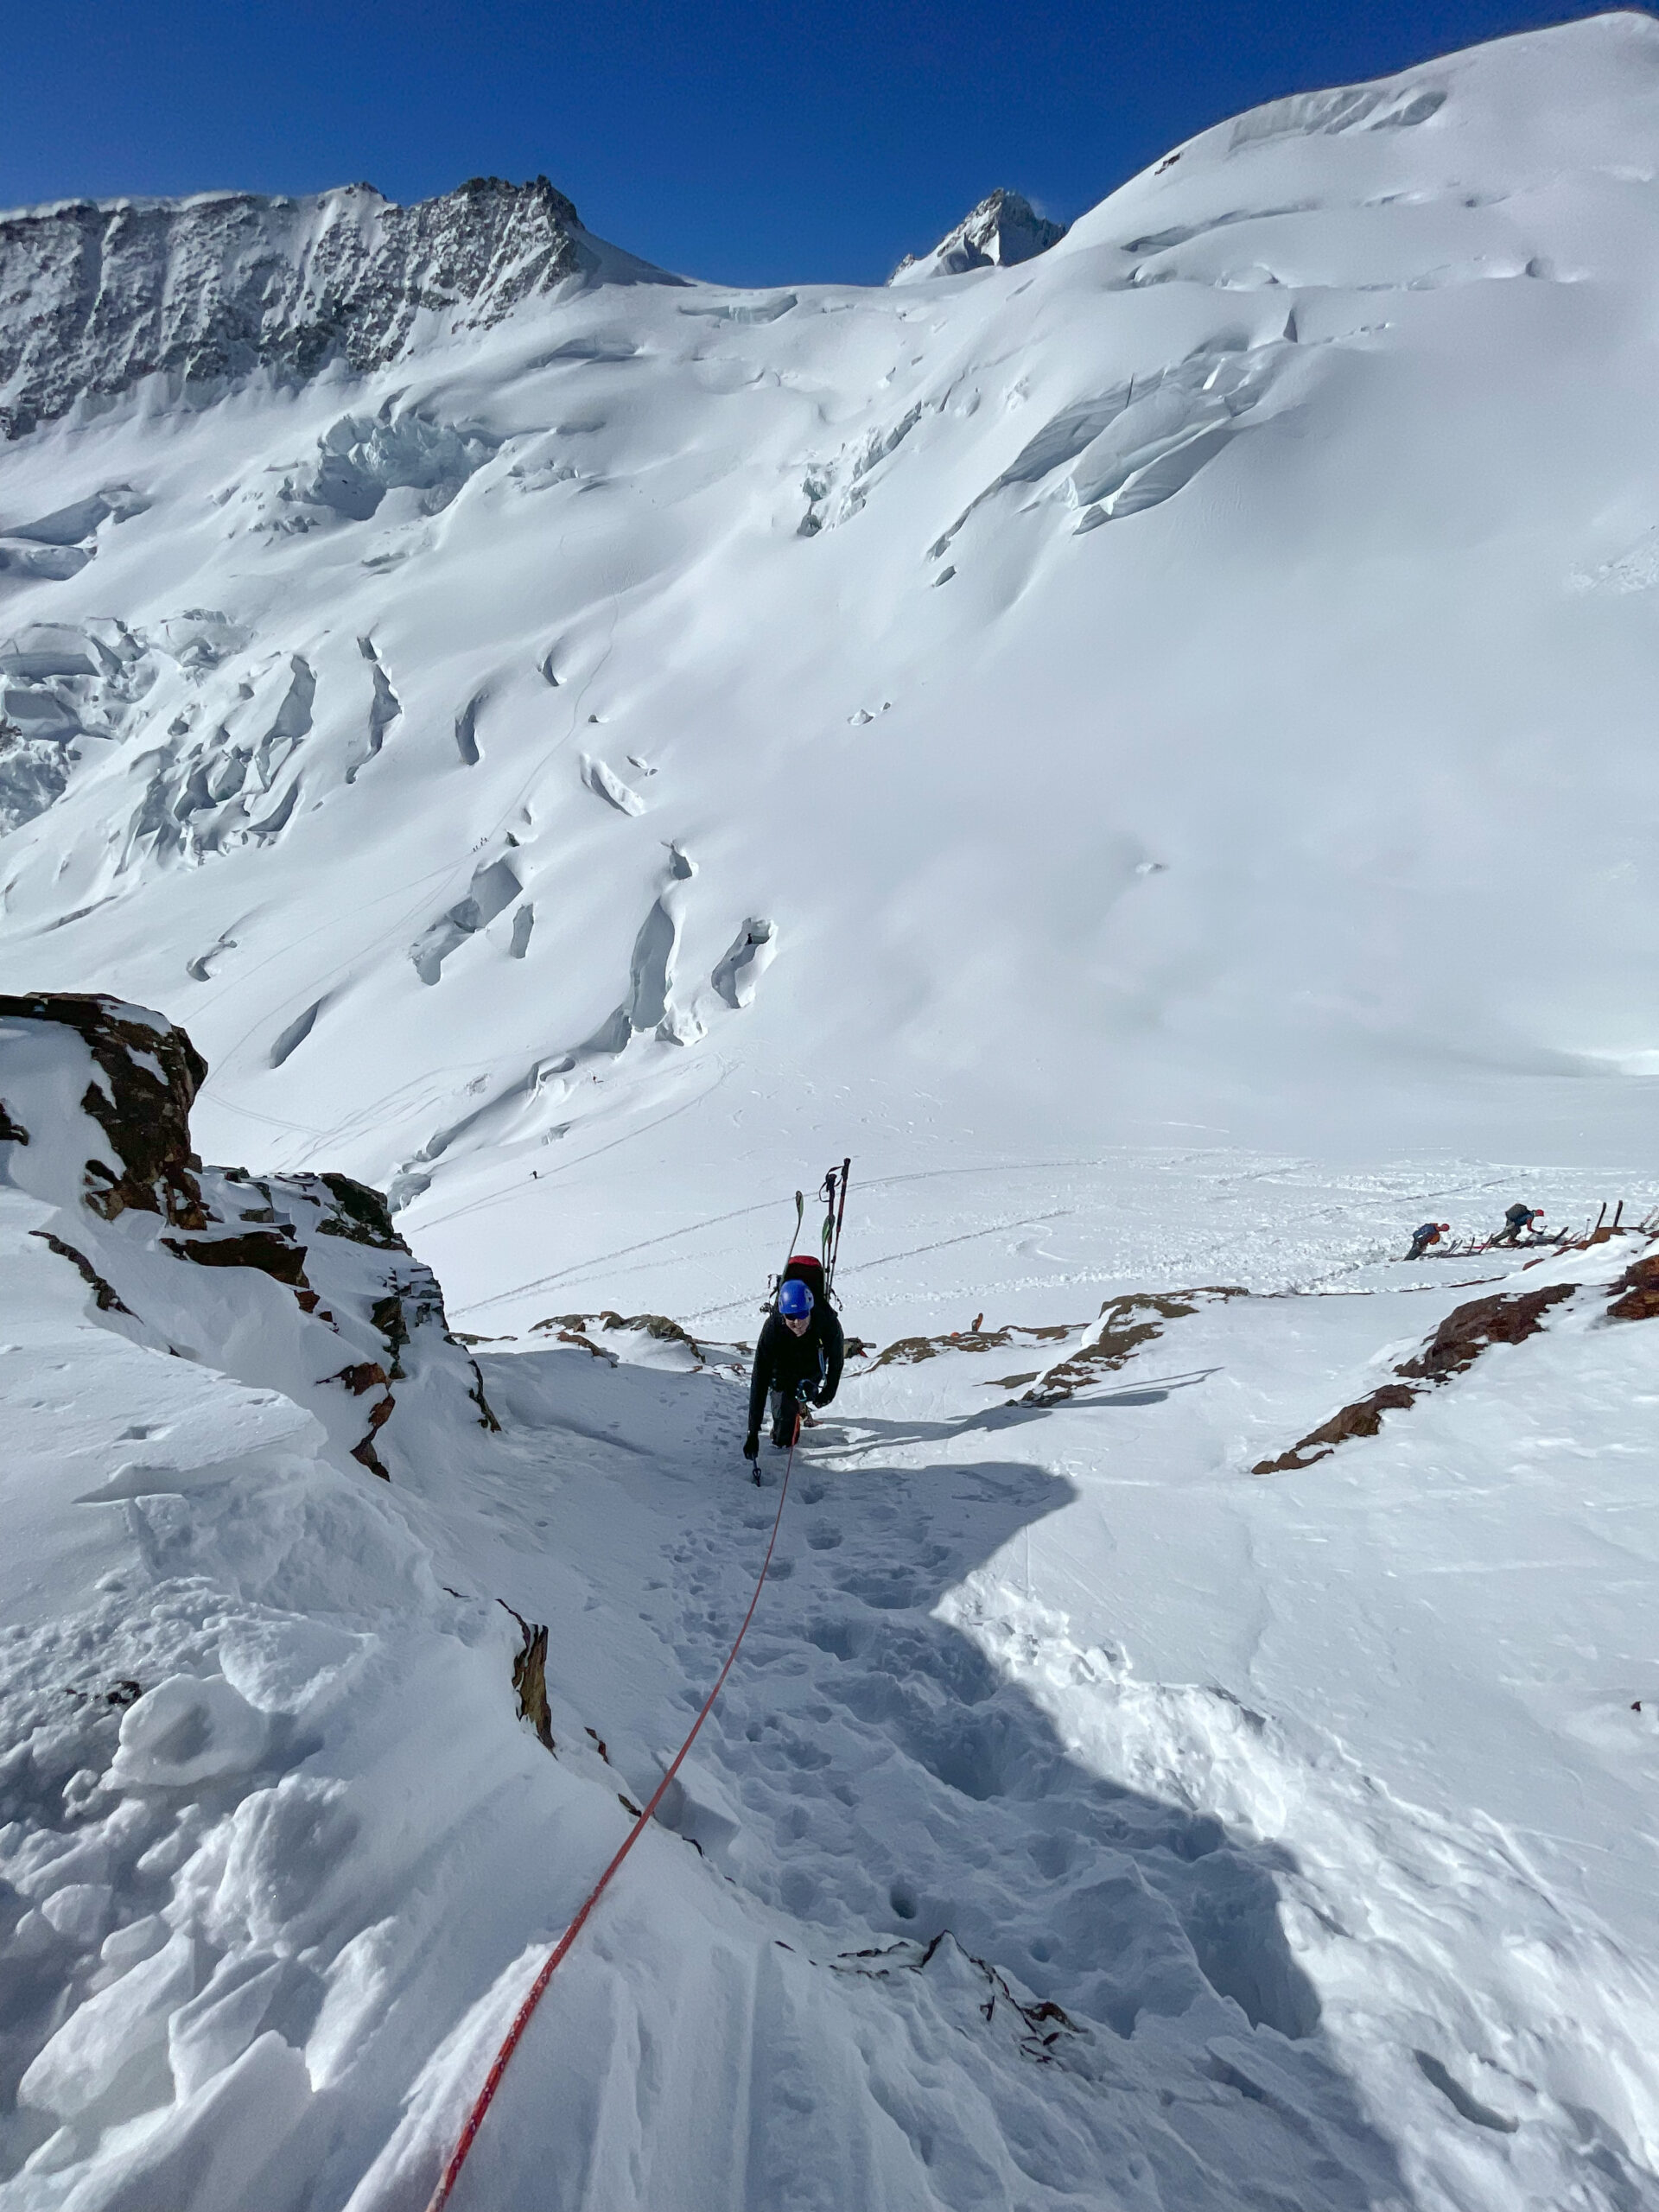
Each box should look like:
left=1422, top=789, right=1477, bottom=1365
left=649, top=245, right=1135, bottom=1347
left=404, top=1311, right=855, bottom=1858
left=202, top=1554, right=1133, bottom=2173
left=747, top=1306, right=845, bottom=1433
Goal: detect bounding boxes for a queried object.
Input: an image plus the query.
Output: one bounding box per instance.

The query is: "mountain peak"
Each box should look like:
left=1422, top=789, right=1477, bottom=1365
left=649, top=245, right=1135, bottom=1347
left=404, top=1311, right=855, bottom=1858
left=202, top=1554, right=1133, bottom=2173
left=889, top=188, right=1067, bottom=284
left=0, top=175, right=594, bottom=441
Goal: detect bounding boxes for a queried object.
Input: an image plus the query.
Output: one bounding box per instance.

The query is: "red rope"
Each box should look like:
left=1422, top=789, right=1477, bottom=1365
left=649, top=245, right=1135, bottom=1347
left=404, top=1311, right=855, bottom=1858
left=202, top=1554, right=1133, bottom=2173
left=424, top=1435, right=798, bottom=2211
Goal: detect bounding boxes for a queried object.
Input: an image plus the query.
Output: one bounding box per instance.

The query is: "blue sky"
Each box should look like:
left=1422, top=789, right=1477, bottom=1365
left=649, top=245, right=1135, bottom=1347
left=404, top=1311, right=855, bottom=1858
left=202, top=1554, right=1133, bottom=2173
left=1, top=1, right=1613, bottom=284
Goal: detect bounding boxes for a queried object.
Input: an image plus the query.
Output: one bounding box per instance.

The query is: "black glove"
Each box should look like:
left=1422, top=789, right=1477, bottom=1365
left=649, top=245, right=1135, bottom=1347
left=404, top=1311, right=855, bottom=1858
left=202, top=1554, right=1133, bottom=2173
left=742, top=1431, right=760, bottom=1462
left=814, top=1386, right=834, bottom=1408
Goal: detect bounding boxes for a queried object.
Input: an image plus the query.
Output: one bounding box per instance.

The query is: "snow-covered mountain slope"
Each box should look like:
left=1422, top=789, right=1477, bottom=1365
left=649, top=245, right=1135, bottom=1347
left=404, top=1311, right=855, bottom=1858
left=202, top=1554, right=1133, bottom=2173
left=3, top=995, right=1656, bottom=2210
left=2, top=12, right=1658, bottom=1352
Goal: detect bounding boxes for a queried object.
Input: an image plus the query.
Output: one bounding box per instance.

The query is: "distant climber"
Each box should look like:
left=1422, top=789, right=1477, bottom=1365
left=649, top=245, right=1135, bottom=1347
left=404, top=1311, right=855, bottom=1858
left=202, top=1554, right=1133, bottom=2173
left=1406, top=1221, right=1450, bottom=1261
left=744, top=1263, right=845, bottom=1462
left=1492, top=1203, right=1544, bottom=1247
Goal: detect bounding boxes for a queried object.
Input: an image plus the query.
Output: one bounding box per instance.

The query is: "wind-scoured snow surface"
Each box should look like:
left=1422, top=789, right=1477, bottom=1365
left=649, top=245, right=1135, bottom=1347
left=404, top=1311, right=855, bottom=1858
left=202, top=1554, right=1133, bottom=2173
left=3, top=14, right=1659, bottom=2209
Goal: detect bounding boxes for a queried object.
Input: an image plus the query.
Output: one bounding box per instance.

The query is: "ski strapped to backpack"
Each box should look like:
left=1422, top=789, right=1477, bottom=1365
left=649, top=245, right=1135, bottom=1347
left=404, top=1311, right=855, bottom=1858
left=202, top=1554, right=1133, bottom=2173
left=827, top=1155, right=850, bottom=1295
left=769, top=1161, right=851, bottom=1313
left=783, top=1187, right=804, bottom=1283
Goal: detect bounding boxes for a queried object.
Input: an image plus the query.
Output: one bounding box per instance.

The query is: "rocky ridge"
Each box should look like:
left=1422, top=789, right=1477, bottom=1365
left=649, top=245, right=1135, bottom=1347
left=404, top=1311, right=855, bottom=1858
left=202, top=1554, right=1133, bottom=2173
left=0, top=175, right=601, bottom=440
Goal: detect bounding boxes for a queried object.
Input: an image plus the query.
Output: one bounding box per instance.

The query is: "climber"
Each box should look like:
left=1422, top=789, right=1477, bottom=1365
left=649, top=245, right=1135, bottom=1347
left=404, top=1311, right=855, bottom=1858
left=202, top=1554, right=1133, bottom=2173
left=1406, top=1221, right=1450, bottom=1261
left=743, top=1270, right=845, bottom=1462
left=1492, top=1203, right=1544, bottom=1248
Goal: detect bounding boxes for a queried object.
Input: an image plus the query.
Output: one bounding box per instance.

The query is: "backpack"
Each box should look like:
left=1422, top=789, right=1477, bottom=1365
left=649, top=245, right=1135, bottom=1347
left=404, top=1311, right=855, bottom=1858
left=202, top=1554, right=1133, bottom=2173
left=779, top=1253, right=828, bottom=1310
left=1505, top=1205, right=1530, bottom=1227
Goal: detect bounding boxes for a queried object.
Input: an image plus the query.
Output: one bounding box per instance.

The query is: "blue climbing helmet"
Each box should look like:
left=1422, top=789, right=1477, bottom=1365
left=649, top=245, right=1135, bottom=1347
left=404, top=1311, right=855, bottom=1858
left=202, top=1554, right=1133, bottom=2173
left=778, top=1277, right=814, bottom=1319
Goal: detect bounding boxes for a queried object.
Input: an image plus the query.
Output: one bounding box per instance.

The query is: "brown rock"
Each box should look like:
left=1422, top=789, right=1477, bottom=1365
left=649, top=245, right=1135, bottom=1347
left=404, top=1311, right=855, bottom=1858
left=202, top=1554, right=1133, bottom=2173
left=1253, top=1383, right=1418, bottom=1474
left=349, top=1436, right=391, bottom=1480
left=315, top=1173, right=400, bottom=1248
left=1255, top=1281, right=1578, bottom=1473
left=0, top=991, right=208, bottom=1226
left=28, top=1228, right=132, bottom=1314
left=162, top=1229, right=312, bottom=1288
left=868, top=1319, right=1071, bottom=1371
left=1021, top=1289, right=1245, bottom=1407
left=500, top=1602, right=556, bottom=1753
left=1606, top=1250, right=1659, bottom=1323
left=324, top=1362, right=390, bottom=1396
left=1395, top=1283, right=1576, bottom=1382
left=597, top=1309, right=704, bottom=1354
left=370, top=1290, right=409, bottom=1376
left=552, top=1327, right=617, bottom=1363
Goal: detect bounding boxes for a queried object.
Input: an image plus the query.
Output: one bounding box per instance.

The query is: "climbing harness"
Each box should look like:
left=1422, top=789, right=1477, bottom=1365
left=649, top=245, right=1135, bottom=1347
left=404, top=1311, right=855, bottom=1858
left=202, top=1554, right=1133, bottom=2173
left=423, top=1434, right=801, bottom=2211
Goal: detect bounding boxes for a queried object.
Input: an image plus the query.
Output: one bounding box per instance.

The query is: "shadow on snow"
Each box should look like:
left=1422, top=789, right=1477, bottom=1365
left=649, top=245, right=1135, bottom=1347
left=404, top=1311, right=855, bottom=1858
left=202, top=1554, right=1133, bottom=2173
left=466, top=1344, right=1414, bottom=2211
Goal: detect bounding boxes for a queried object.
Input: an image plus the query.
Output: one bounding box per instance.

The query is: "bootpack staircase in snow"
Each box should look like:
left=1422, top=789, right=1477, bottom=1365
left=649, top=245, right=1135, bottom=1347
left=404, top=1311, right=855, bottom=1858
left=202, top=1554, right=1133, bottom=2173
left=424, top=1429, right=803, bottom=2212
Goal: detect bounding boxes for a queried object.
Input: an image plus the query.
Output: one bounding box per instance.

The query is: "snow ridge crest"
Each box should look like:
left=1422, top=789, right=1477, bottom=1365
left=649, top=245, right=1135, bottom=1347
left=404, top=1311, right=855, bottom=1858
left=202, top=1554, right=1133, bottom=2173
left=0, top=175, right=593, bottom=440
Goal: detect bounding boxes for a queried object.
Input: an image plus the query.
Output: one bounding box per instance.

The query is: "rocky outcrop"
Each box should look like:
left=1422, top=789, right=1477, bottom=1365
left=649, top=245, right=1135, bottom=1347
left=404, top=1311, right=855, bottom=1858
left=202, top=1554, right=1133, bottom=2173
left=27, top=1228, right=130, bottom=1313
left=1394, top=1284, right=1578, bottom=1382
left=0, top=990, right=208, bottom=1226
left=315, top=1171, right=401, bottom=1246
left=501, top=1604, right=556, bottom=1753
left=890, top=190, right=1068, bottom=284
left=1606, top=1248, right=1659, bottom=1321
left=867, top=1319, right=1072, bottom=1371
left=162, top=1227, right=311, bottom=1286
left=1252, top=1382, right=1418, bottom=1473
left=537, top=1307, right=706, bottom=1351
left=1254, top=1282, right=1577, bottom=1474
left=0, top=992, right=498, bottom=1478
left=0, top=176, right=595, bottom=440
left=1020, top=1289, right=1243, bottom=1406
